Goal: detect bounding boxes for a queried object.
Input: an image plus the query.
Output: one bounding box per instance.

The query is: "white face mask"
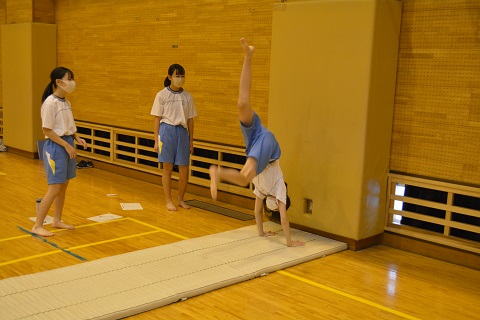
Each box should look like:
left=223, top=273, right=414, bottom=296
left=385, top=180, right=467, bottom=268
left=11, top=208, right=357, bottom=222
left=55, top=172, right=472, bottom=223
left=60, top=79, right=76, bottom=93
left=171, top=76, right=185, bottom=88
left=266, top=196, right=279, bottom=211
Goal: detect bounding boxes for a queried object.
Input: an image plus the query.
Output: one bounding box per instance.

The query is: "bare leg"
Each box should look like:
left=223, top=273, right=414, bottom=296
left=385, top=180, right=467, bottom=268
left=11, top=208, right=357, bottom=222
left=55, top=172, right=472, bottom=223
left=177, top=165, right=190, bottom=209
left=52, top=181, right=74, bottom=230
left=32, top=183, right=64, bottom=236
left=238, top=38, right=255, bottom=126
left=209, top=38, right=258, bottom=200
left=209, top=158, right=257, bottom=200
left=162, top=163, right=177, bottom=211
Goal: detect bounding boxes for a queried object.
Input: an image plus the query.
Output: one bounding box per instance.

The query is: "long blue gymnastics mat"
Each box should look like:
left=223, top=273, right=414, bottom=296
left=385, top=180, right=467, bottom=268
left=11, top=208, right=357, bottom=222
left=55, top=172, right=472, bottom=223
left=0, top=222, right=347, bottom=320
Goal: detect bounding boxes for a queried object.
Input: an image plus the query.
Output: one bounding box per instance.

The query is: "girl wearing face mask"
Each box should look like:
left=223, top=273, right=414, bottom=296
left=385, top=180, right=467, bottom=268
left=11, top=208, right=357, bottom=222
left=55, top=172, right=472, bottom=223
left=151, top=64, right=197, bottom=211
left=32, top=67, right=87, bottom=237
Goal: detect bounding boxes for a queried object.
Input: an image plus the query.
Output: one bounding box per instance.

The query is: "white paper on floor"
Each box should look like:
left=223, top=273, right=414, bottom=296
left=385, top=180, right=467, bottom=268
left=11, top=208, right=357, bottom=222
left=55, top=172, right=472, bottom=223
left=120, top=203, right=143, bottom=210
left=28, top=215, right=54, bottom=224
left=87, top=213, right=123, bottom=222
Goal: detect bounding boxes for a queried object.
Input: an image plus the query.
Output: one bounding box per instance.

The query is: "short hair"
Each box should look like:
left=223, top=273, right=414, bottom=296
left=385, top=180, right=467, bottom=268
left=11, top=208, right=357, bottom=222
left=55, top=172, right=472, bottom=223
left=263, top=182, right=290, bottom=223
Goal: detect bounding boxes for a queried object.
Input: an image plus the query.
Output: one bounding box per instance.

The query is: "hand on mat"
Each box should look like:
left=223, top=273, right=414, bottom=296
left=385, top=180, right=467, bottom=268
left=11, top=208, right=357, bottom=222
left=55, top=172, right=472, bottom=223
left=289, top=240, right=306, bottom=247
left=261, top=230, right=277, bottom=237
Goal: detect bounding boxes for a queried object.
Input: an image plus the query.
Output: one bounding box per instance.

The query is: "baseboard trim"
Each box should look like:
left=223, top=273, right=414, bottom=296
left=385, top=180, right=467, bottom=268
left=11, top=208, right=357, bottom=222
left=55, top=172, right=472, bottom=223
left=289, top=223, right=382, bottom=251
left=5, top=147, right=38, bottom=159
left=78, top=156, right=255, bottom=210
left=381, top=231, right=480, bottom=270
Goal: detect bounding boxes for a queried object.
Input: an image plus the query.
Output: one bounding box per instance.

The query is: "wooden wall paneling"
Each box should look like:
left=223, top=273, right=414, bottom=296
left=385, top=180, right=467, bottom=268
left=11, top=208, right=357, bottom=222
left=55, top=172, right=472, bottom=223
left=33, top=0, right=54, bottom=24
left=5, top=0, right=32, bottom=24
left=402, top=0, right=480, bottom=12
left=391, top=1, right=480, bottom=185
left=55, top=0, right=275, bottom=148
left=0, top=0, right=4, bottom=22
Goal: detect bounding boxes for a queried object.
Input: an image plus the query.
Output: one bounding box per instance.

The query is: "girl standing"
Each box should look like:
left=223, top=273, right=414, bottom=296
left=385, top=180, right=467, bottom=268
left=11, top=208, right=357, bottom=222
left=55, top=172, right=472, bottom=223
left=151, top=64, right=197, bottom=211
left=32, top=67, right=87, bottom=237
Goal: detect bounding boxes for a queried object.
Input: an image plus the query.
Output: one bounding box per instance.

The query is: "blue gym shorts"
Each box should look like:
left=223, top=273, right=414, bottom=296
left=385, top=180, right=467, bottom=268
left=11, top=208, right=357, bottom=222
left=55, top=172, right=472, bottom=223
left=43, top=135, right=76, bottom=184
left=247, top=131, right=280, bottom=174
left=240, top=113, right=281, bottom=175
left=158, top=123, right=190, bottom=166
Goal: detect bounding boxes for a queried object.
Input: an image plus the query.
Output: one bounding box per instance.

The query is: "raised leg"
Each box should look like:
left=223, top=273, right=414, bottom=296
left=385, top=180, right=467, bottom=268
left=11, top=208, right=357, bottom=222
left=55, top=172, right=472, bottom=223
left=209, top=158, right=257, bottom=201
left=238, top=38, right=255, bottom=126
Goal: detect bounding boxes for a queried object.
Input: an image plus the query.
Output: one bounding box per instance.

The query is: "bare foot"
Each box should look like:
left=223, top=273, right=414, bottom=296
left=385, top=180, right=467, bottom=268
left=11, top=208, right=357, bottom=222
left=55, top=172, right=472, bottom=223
left=178, top=201, right=191, bottom=209
left=31, top=226, right=55, bottom=237
left=166, top=201, right=178, bottom=211
left=52, top=221, right=75, bottom=230
left=261, top=231, right=277, bottom=237
left=209, top=165, right=219, bottom=200
left=289, top=240, right=306, bottom=247
left=240, top=38, right=255, bottom=57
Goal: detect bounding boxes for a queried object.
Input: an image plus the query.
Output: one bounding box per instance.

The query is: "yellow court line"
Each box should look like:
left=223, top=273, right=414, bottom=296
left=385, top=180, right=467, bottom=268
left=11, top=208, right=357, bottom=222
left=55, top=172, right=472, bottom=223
left=277, top=270, right=422, bottom=320
left=0, top=234, right=33, bottom=242
left=0, top=230, right=162, bottom=267
left=0, top=218, right=188, bottom=267
left=126, top=217, right=189, bottom=240
left=0, top=250, right=65, bottom=267
left=66, top=230, right=162, bottom=250
left=72, top=217, right=131, bottom=229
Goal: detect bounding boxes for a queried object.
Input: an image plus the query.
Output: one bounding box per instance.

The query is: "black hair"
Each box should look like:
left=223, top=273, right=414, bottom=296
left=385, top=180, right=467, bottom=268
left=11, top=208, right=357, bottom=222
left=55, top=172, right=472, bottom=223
left=164, top=64, right=185, bottom=87
left=263, top=182, right=290, bottom=223
left=41, top=67, right=74, bottom=103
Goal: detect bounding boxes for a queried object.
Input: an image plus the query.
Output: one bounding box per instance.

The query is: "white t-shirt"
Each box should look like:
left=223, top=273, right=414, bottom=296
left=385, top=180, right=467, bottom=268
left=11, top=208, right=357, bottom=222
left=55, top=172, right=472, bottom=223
left=252, top=160, right=287, bottom=206
left=41, top=95, right=77, bottom=138
left=150, top=87, right=197, bottom=128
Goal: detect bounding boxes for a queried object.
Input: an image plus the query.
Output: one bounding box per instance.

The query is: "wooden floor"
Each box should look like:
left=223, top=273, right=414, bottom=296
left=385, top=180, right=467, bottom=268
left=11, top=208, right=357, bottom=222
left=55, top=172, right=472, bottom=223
left=0, top=152, right=479, bottom=320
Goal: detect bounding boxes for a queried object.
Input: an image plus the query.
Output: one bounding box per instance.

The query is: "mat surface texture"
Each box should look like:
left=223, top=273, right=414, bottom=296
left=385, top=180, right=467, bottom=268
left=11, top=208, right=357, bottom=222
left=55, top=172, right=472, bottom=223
left=185, top=199, right=255, bottom=220
left=0, top=222, right=347, bottom=320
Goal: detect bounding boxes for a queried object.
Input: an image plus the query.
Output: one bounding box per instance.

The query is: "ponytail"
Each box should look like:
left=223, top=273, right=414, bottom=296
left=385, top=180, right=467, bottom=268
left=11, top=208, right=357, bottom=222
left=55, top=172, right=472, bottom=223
left=164, top=76, right=171, bottom=87
left=41, top=82, right=54, bottom=103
